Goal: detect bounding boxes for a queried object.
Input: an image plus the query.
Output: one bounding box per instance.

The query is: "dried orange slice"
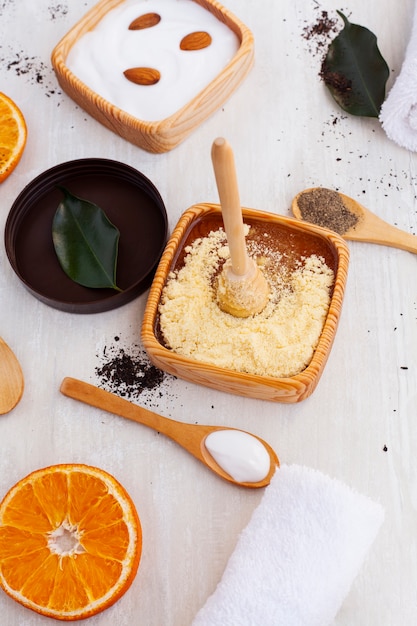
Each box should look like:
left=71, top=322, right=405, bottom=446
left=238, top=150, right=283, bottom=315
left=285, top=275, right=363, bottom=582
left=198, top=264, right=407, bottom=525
left=0, top=464, right=142, bottom=621
left=0, top=92, right=27, bottom=183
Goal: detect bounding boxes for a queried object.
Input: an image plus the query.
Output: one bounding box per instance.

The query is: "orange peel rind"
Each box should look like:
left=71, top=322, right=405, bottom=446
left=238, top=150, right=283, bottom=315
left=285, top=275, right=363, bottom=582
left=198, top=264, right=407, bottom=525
left=0, top=92, right=27, bottom=183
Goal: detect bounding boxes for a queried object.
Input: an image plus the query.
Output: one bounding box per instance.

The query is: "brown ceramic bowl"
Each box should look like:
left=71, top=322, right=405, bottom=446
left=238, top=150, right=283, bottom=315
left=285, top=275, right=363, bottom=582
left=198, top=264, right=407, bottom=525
left=5, top=158, right=168, bottom=313
left=141, top=203, right=350, bottom=402
left=51, top=0, right=254, bottom=153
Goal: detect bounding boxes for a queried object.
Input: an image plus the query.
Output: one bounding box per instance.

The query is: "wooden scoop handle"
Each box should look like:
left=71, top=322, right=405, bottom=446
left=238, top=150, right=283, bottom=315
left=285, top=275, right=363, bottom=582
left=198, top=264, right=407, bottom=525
left=211, top=138, right=249, bottom=276
left=60, top=377, right=213, bottom=461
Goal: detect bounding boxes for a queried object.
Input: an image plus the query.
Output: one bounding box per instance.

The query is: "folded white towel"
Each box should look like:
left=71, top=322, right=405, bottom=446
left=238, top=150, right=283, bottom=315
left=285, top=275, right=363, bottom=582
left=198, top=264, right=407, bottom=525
left=380, top=0, right=417, bottom=150
left=191, top=464, right=384, bottom=626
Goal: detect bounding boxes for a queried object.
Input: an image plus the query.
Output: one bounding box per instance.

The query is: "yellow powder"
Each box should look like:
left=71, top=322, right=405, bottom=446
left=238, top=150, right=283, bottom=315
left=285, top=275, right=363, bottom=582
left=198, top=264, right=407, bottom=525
left=158, top=227, right=334, bottom=378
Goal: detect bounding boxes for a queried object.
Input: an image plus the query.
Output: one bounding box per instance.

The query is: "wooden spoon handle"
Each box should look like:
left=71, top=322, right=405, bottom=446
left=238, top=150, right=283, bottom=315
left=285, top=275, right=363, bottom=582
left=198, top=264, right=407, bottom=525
left=211, top=138, right=249, bottom=275
left=60, top=377, right=210, bottom=457
left=347, top=209, right=417, bottom=253
left=335, top=192, right=417, bottom=253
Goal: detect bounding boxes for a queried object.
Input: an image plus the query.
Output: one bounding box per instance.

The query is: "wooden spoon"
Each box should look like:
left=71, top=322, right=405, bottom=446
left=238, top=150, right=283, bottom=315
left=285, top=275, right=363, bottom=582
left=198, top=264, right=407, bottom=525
left=0, top=337, right=24, bottom=414
left=292, top=187, right=417, bottom=253
left=211, top=137, right=270, bottom=317
left=60, top=377, right=279, bottom=488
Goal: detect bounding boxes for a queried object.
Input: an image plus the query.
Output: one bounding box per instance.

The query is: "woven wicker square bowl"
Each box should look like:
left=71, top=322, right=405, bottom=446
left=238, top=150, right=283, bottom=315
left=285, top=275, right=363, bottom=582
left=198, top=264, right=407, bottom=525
left=51, top=0, right=254, bottom=153
left=141, top=203, right=350, bottom=403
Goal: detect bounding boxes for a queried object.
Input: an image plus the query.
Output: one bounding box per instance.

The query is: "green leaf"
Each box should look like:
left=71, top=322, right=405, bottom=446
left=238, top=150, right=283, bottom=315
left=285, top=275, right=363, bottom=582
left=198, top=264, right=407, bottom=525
left=52, top=187, right=122, bottom=291
left=320, top=11, right=389, bottom=117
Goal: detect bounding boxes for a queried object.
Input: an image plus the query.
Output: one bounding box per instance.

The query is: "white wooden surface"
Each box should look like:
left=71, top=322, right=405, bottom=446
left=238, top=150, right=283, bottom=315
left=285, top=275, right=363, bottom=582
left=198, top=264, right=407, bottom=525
left=1, top=0, right=417, bottom=624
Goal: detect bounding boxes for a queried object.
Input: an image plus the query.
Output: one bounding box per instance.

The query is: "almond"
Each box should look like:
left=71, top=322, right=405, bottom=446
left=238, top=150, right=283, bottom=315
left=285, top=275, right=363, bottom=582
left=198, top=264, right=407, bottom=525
left=123, top=67, right=161, bottom=86
left=128, top=12, right=161, bottom=30
left=180, top=31, right=212, bottom=51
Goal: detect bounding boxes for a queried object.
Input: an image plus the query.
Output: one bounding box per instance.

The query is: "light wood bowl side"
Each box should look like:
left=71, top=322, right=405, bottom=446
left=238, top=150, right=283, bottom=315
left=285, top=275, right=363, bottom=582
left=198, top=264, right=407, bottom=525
left=51, top=0, right=254, bottom=153
left=141, top=204, right=350, bottom=403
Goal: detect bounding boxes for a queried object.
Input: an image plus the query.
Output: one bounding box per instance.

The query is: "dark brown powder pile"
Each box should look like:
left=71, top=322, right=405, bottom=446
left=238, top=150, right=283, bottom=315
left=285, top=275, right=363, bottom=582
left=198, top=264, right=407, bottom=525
left=319, top=61, right=353, bottom=106
left=297, top=188, right=359, bottom=235
left=95, top=338, right=168, bottom=400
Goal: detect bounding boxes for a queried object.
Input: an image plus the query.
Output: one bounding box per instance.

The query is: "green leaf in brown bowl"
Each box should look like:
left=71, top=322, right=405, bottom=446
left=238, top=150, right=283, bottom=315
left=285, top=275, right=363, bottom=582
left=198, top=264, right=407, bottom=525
left=52, top=187, right=122, bottom=291
left=320, top=11, right=389, bottom=117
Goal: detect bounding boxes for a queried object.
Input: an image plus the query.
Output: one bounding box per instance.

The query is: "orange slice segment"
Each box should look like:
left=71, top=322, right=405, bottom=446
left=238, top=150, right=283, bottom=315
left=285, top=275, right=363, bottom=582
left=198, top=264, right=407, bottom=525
left=0, top=92, right=27, bottom=183
left=0, top=464, right=142, bottom=621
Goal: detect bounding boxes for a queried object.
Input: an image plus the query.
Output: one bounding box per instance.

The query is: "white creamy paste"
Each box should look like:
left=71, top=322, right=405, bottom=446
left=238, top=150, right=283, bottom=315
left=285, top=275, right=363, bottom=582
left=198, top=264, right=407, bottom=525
left=66, top=0, right=240, bottom=121
left=204, top=430, right=271, bottom=483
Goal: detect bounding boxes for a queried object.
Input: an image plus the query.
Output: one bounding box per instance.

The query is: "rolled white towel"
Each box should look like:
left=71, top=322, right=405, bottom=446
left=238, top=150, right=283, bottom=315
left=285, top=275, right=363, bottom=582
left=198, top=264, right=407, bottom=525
left=380, top=1, right=417, bottom=150
left=191, top=464, right=384, bottom=626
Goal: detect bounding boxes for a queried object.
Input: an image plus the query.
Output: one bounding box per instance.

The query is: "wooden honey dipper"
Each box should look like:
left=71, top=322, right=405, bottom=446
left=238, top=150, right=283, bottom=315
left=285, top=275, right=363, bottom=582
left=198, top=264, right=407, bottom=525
left=211, top=137, right=270, bottom=317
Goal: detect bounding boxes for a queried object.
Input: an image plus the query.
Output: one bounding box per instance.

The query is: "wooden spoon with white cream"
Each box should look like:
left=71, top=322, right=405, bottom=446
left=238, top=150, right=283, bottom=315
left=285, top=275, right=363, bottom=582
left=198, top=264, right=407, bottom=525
left=60, top=377, right=279, bottom=488
left=211, top=137, right=270, bottom=317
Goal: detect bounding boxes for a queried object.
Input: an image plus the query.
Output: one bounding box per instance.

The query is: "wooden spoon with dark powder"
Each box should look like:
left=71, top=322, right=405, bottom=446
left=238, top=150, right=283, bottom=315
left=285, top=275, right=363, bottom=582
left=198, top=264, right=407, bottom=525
left=292, top=188, right=417, bottom=253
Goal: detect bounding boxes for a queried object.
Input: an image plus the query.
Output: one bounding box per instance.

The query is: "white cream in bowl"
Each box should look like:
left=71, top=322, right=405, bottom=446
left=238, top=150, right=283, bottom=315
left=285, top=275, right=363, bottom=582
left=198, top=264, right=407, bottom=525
left=66, top=0, right=240, bottom=121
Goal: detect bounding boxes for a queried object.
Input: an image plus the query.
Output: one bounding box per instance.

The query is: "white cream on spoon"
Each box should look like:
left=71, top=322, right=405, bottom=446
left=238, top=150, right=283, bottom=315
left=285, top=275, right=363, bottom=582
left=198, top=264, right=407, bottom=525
left=204, top=429, right=271, bottom=483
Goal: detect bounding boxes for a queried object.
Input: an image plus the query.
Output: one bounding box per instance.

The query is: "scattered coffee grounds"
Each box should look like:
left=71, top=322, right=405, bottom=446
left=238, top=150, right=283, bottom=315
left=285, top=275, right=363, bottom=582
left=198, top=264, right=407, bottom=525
left=0, top=0, right=14, bottom=16
left=302, top=10, right=339, bottom=56
left=3, top=51, right=48, bottom=83
left=297, top=188, right=359, bottom=235
left=95, top=339, right=170, bottom=400
left=1, top=48, right=60, bottom=97
left=302, top=9, right=350, bottom=105
left=48, top=4, right=68, bottom=20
